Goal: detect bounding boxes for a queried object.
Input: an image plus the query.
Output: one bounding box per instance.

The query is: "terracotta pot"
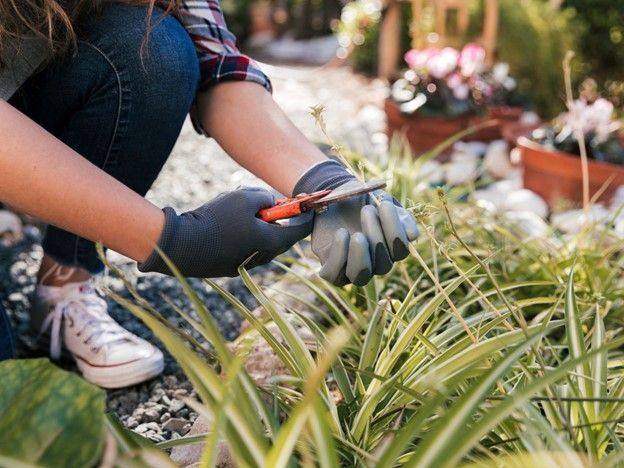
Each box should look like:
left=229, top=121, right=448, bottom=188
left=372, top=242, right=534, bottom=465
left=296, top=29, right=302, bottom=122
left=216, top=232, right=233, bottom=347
left=518, top=137, right=624, bottom=206
left=385, top=99, right=523, bottom=156
left=471, top=106, right=524, bottom=142
left=501, top=120, right=541, bottom=146
left=385, top=99, right=467, bottom=156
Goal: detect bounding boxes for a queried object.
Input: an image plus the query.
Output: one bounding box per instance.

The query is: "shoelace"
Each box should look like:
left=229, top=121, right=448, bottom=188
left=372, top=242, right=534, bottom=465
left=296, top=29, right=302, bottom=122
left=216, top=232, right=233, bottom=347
left=40, top=286, right=133, bottom=360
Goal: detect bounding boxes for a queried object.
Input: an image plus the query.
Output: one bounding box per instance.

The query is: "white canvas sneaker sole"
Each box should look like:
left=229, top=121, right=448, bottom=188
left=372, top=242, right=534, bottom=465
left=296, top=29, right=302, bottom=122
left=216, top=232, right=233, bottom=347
left=74, top=347, right=164, bottom=389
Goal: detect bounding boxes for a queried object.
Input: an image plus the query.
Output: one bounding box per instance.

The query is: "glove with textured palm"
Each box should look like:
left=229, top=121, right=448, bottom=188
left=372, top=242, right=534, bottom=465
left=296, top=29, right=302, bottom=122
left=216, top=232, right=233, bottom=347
left=139, top=187, right=313, bottom=278
left=293, top=161, right=419, bottom=286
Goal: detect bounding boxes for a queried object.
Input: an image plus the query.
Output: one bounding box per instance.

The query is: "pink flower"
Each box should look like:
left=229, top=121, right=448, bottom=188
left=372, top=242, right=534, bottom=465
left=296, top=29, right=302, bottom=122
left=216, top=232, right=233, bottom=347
left=404, top=47, right=439, bottom=70
left=562, top=98, right=616, bottom=143
left=446, top=72, right=463, bottom=89
left=459, top=42, right=486, bottom=77
left=453, top=83, right=470, bottom=100
left=428, top=47, right=460, bottom=78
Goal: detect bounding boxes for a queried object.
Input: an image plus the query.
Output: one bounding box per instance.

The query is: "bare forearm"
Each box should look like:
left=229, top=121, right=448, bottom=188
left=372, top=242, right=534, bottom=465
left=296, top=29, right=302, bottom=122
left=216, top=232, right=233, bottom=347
left=0, top=101, right=164, bottom=262
left=198, top=82, right=327, bottom=196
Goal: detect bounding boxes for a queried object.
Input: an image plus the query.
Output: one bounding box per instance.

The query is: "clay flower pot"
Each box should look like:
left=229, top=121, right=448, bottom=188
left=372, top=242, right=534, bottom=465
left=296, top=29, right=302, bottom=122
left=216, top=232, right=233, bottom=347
left=385, top=99, right=468, bottom=156
left=518, top=136, right=624, bottom=206
left=385, top=99, right=523, bottom=156
left=471, top=106, right=524, bottom=142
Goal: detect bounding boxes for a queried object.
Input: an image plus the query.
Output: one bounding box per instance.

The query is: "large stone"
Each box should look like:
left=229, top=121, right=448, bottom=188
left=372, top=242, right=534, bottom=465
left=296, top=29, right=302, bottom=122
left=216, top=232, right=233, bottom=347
left=238, top=271, right=322, bottom=334
left=170, top=415, right=234, bottom=467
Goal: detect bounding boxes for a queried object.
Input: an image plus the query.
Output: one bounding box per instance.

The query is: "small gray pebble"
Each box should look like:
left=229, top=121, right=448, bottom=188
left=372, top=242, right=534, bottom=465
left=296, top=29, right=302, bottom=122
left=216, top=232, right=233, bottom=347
left=160, top=412, right=171, bottom=423
left=134, top=422, right=158, bottom=434
left=126, top=417, right=139, bottom=429
left=163, top=375, right=178, bottom=387
left=142, top=408, right=160, bottom=423
left=175, top=408, right=189, bottom=419
left=180, top=423, right=192, bottom=436
left=162, top=417, right=188, bottom=434
left=173, top=389, right=188, bottom=399
left=148, top=434, right=165, bottom=443
left=169, top=399, right=185, bottom=413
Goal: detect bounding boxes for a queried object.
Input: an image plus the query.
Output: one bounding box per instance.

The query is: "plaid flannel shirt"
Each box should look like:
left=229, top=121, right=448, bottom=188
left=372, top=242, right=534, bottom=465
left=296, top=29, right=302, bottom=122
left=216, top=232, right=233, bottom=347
left=176, top=0, right=272, bottom=134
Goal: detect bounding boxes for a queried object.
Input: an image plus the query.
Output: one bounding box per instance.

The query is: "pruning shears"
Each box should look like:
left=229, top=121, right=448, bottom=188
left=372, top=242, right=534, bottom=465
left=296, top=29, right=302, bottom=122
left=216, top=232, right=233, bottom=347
left=257, top=180, right=386, bottom=222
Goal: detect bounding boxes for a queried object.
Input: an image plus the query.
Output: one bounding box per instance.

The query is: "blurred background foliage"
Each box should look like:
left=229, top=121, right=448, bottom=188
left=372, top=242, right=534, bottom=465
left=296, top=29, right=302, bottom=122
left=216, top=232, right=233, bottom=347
left=563, top=0, right=624, bottom=82
left=221, top=0, right=624, bottom=119
left=469, top=0, right=575, bottom=117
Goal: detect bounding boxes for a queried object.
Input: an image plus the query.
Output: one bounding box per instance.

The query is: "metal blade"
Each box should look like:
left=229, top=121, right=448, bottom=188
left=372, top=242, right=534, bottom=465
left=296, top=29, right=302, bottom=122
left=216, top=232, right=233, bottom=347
left=307, top=180, right=386, bottom=209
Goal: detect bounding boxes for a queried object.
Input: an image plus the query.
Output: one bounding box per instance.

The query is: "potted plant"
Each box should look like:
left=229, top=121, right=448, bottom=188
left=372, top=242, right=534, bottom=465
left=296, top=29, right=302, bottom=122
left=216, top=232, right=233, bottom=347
left=385, top=43, right=525, bottom=154
left=519, top=96, right=624, bottom=206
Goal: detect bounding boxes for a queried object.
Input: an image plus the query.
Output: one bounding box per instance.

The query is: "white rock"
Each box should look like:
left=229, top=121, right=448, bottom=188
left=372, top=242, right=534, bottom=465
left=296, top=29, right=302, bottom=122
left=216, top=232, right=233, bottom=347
left=489, top=178, right=522, bottom=194
left=615, top=218, right=624, bottom=238
left=503, top=211, right=550, bottom=240
left=450, top=150, right=480, bottom=164
left=0, top=210, right=23, bottom=246
left=519, top=111, right=540, bottom=125
left=474, top=188, right=505, bottom=209
left=454, top=141, right=489, bottom=157
left=474, top=188, right=548, bottom=219
left=356, top=104, right=386, bottom=133
left=483, top=140, right=514, bottom=179
left=610, top=185, right=624, bottom=209
left=418, top=160, right=444, bottom=184
left=505, top=189, right=549, bottom=219
left=445, top=158, right=479, bottom=185
left=551, top=205, right=610, bottom=234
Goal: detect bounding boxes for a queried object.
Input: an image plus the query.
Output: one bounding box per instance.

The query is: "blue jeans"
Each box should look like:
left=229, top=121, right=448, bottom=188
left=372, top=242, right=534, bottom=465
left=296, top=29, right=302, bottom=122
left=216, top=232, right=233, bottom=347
left=10, top=4, right=200, bottom=273
left=0, top=303, right=16, bottom=360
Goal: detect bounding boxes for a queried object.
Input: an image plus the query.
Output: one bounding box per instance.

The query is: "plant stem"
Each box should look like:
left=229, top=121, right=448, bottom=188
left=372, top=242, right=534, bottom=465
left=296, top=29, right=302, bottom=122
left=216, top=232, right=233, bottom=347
left=563, top=51, right=590, bottom=217
left=408, top=242, right=477, bottom=343
left=438, top=194, right=529, bottom=332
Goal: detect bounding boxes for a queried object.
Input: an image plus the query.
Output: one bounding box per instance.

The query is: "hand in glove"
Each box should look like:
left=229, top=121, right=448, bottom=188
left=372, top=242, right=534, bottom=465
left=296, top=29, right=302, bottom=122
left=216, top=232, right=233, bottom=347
left=293, top=161, right=419, bottom=286
left=139, top=187, right=313, bottom=278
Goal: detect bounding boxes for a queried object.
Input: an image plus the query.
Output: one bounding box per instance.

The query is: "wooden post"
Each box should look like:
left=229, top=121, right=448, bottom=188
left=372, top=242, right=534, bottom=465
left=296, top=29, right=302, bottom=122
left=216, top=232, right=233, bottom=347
left=378, top=0, right=499, bottom=78
left=410, top=0, right=423, bottom=49
left=378, top=0, right=402, bottom=80
left=482, top=0, right=499, bottom=64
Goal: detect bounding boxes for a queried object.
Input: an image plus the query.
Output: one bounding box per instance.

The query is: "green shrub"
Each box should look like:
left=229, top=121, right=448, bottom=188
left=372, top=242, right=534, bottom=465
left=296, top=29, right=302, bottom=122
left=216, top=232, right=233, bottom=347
left=96, top=131, right=624, bottom=466
left=469, top=0, right=576, bottom=117
left=10, top=136, right=624, bottom=465
left=563, top=0, right=624, bottom=83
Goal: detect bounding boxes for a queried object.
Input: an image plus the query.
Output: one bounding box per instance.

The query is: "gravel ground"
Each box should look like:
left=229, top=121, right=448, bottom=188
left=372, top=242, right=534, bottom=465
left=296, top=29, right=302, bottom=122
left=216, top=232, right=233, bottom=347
left=0, top=65, right=387, bottom=442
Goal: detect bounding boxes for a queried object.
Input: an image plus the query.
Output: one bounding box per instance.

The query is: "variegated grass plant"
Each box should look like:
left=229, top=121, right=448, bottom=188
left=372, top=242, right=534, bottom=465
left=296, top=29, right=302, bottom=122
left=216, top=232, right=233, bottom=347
left=101, top=130, right=624, bottom=467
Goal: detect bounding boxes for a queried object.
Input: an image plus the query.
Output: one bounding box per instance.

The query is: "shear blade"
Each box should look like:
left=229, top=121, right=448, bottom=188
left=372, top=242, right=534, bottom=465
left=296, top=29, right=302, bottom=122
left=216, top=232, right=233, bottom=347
left=308, top=180, right=386, bottom=209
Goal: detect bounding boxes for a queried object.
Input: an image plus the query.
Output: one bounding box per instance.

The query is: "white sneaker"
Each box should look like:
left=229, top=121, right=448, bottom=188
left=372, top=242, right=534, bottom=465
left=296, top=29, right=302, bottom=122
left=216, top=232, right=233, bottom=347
left=31, top=281, right=164, bottom=389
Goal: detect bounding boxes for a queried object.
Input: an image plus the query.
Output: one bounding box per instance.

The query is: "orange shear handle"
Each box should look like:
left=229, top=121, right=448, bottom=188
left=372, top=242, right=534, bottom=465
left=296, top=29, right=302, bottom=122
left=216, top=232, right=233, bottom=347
left=256, top=190, right=331, bottom=223
left=257, top=199, right=304, bottom=222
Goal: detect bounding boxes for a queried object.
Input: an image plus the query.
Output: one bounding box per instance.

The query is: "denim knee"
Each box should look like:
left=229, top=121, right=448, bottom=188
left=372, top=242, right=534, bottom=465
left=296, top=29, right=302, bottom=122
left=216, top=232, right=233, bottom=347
left=24, top=5, right=201, bottom=274
left=79, top=4, right=201, bottom=122
left=0, top=302, right=16, bottom=361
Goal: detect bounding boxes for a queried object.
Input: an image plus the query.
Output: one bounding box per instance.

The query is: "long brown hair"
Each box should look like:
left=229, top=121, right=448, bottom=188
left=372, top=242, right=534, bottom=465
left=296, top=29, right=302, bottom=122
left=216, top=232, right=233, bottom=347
left=0, top=0, right=178, bottom=64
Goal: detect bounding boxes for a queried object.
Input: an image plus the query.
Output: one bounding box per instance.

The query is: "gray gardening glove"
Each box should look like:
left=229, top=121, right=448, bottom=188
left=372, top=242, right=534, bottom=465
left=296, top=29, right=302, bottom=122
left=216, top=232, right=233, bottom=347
left=294, top=161, right=419, bottom=286
left=139, top=187, right=313, bottom=278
